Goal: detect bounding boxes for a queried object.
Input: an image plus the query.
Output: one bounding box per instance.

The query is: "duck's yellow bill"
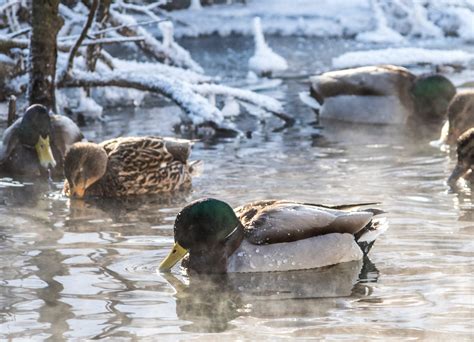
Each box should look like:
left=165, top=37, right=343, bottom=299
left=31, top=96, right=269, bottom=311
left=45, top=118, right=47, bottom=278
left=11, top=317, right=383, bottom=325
left=35, top=135, right=57, bottom=169
left=159, top=242, right=188, bottom=272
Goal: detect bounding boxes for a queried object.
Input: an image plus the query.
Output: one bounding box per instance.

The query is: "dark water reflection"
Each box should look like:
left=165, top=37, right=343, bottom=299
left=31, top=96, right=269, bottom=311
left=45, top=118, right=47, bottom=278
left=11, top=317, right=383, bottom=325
left=1, top=36, right=473, bottom=339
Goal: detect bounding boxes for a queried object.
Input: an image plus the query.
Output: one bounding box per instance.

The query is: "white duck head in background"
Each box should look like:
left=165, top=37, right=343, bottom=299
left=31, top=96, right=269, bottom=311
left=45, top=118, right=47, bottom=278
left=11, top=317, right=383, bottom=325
left=248, top=17, right=288, bottom=78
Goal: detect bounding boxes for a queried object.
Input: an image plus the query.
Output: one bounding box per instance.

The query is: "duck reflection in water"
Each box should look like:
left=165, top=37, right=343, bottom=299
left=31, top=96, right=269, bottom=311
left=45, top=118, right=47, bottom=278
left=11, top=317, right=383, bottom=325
left=65, top=191, right=190, bottom=229
left=161, top=258, right=379, bottom=333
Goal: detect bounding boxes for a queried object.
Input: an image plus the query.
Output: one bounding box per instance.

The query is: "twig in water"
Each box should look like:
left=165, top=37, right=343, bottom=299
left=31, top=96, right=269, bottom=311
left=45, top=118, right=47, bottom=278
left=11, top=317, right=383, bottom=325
left=7, top=95, right=17, bottom=127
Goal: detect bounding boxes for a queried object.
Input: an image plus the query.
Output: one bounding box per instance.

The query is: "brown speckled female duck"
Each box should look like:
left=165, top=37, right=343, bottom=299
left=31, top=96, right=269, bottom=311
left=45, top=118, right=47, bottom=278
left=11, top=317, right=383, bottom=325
left=448, top=128, right=474, bottom=186
left=64, top=136, right=201, bottom=198
left=443, top=90, right=474, bottom=145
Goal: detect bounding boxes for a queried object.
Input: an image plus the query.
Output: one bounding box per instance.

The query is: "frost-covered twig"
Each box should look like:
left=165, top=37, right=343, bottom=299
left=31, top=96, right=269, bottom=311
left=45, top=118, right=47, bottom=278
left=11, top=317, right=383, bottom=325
left=7, top=27, right=30, bottom=39
left=62, top=0, right=99, bottom=82
left=0, top=0, right=21, bottom=14
left=58, top=3, right=86, bottom=37
left=189, top=83, right=293, bottom=124
left=57, top=18, right=167, bottom=40
left=0, top=36, right=145, bottom=54
left=109, top=8, right=203, bottom=73
left=112, top=58, right=212, bottom=84
left=7, top=95, right=16, bottom=127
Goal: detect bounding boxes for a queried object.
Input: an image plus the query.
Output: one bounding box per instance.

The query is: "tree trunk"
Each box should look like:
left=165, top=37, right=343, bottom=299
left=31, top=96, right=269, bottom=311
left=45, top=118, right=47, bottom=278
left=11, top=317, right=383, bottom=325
left=28, top=0, right=63, bottom=109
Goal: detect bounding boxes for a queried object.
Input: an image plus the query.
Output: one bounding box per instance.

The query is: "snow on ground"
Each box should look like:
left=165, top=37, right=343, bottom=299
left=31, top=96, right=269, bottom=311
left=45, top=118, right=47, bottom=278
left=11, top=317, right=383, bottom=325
left=170, top=0, right=474, bottom=43
left=356, top=0, right=406, bottom=43
left=333, top=47, right=474, bottom=69
left=248, top=17, right=288, bottom=76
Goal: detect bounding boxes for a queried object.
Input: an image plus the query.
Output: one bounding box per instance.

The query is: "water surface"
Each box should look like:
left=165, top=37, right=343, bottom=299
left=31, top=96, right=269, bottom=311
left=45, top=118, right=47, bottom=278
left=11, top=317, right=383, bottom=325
left=0, top=36, right=473, bottom=340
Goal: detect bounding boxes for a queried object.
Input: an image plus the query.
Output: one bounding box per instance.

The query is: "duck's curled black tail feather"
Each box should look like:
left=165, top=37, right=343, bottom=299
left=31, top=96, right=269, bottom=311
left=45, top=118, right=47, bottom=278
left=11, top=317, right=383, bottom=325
left=355, top=212, right=388, bottom=255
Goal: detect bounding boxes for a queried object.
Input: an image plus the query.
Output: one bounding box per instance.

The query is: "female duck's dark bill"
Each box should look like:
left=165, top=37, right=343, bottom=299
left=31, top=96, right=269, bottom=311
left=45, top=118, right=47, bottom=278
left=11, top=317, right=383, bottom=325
left=448, top=162, right=470, bottom=186
left=159, top=242, right=188, bottom=272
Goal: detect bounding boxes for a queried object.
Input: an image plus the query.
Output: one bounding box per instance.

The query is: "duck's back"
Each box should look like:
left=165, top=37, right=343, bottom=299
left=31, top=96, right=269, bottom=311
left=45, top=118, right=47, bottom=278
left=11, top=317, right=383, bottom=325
left=310, top=65, right=415, bottom=124
left=88, top=136, right=194, bottom=197
left=235, top=200, right=374, bottom=245
left=310, top=65, right=414, bottom=100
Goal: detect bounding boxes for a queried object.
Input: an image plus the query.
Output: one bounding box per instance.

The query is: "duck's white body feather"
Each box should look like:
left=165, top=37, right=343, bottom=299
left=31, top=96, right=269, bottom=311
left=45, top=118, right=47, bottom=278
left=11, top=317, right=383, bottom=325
left=227, top=233, right=363, bottom=273
left=308, top=65, right=415, bottom=124
left=321, top=95, right=409, bottom=124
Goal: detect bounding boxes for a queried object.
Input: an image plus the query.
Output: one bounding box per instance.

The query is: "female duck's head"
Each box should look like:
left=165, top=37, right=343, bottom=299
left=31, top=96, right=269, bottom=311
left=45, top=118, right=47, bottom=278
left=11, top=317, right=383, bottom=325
left=18, top=104, right=56, bottom=169
left=159, top=198, right=241, bottom=271
left=64, top=142, right=108, bottom=198
left=412, top=74, right=456, bottom=124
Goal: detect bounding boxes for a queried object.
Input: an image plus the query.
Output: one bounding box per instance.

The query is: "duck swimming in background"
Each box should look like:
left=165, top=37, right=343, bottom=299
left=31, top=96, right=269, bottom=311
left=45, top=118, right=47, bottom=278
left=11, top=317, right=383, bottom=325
left=159, top=198, right=387, bottom=274
left=440, top=90, right=474, bottom=145
left=448, top=128, right=474, bottom=186
left=248, top=17, right=288, bottom=77
left=63, top=136, right=201, bottom=198
left=305, top=65, right=456, bottom=125
left=0, top=104, right=83, bottom=177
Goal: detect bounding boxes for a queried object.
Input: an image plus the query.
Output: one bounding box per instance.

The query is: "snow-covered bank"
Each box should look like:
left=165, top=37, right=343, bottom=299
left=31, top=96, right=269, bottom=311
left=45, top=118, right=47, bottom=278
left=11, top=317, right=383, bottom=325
left=170, top=0, right=474, bottom=43
left=333, top=48, right=474, bottom=69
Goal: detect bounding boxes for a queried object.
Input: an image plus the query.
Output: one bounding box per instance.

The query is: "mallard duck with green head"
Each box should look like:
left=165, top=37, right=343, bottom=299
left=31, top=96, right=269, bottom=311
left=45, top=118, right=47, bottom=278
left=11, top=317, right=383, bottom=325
left=0, top=104, right=83, bottom=177
left=304, top=65, right=456, bottom=125
left=448, top=127, right=474, bottom=186
left=159, top=198, right=388, bottom=274
left=63, top=136, right=201, bottom=198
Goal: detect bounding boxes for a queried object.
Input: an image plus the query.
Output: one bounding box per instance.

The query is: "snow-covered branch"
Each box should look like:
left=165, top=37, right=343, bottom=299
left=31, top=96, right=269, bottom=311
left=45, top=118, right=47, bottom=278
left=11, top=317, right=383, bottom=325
left=59, top=68, right=229, bottom=128
left=0, top=36, right=145, bottom=54
left=109, top=8, right=203, bottom=73
left=61, top=0, right=99, bottom=81
left=1, top=1, right=292, bottom=135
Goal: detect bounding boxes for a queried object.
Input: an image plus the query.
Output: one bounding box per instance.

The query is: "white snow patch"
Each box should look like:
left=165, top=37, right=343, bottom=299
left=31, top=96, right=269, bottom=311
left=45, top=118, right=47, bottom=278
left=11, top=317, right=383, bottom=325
left=0, top=53, right=14, bottom=64
left=57, top=88, right=103, bottom=120
left=446, top=7, right=474, bottom=42
left=356, top=0, right=405, bottom=43
left=333, top=47, right=474, bottom=68
left=221, top=96, right=240, bottom=117
left=112, top=58, right=212, bottom=84
left=171, top=0, right=371, bottom=38
left=168, top=0, right=474, bottom=44
left=248, top=17, right=288, bottom=76
left=409, top=0, right=443, bottom=38
left=189, top=0, right=203, bottom=10
left=92, top=87, right=146, bottom=108
left=109, top=9, right=204, bottom=73
left=190, top=83, right=283, bottom=113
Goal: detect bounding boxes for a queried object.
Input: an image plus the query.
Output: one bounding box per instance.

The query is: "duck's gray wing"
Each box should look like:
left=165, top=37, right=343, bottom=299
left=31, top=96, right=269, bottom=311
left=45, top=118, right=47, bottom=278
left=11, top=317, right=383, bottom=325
left=0, top=120, right=21, bottom=165
left=51, top=115, right=84, bottom=158
left=235, top=200, right=375, bottom=245
left=309, top=65, right=415, bottom=104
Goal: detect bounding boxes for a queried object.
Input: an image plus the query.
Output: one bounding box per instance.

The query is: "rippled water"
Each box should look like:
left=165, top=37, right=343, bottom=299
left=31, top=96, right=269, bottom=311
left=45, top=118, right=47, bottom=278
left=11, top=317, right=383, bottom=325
left=1, top=37, right=473, bottom=340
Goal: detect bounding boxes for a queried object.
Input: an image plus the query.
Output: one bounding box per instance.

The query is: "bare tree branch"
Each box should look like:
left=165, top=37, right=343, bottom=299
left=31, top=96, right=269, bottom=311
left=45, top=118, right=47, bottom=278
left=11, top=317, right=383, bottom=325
left=0, top=36, right=145, bottom=54
left=62, top=0, right=99, bottom=81
left=7, top=27, right=30, bottom=39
